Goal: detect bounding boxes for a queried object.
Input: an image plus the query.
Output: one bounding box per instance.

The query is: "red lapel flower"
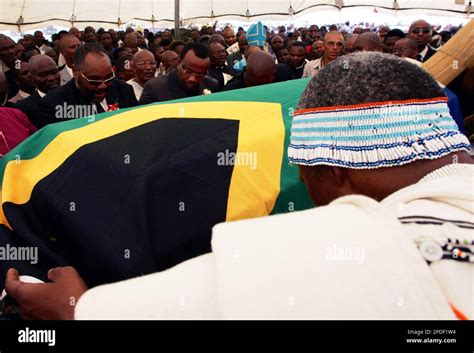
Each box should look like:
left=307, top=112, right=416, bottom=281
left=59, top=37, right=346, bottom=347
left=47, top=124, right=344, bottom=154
left=107, top=103, right=120, bottom=112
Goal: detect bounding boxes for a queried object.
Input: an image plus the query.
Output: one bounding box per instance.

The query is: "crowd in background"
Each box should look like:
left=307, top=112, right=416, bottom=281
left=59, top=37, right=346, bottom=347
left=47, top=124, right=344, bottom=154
left=0, top=20, right=472, bottom=155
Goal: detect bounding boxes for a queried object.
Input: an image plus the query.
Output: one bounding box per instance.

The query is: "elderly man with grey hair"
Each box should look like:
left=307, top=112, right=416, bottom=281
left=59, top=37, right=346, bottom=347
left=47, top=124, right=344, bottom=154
left=5, top=53, right=473, bottom=321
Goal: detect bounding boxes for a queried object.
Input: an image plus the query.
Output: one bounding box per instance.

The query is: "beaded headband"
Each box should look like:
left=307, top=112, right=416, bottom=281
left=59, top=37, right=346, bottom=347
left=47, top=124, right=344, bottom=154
left=288, top=97, right=470, bottom=169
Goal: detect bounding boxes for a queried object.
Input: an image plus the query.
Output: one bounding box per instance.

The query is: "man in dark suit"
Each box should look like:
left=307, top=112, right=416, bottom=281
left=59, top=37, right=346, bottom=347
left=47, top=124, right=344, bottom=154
left=0, top=34, right=20, bottom=99
left=222, top=51, right=275, bottom=91
left=35, top=43, right=137, bottom=128
left=408, top=20, right=437, bottom=63
left=139, top=42, right=219, bottom=105
left=208, top=41, right=231, bottom=90
left=15, top=55, right=60, bottom=128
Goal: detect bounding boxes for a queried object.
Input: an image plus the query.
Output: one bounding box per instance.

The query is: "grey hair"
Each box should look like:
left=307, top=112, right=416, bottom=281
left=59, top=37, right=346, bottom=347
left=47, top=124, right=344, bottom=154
left=298, top=52, right=443, bottom=110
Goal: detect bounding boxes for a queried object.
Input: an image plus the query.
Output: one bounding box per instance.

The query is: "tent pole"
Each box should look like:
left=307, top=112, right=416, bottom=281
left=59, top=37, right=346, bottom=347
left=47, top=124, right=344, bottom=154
left=174, top=0, right=180, bottom=40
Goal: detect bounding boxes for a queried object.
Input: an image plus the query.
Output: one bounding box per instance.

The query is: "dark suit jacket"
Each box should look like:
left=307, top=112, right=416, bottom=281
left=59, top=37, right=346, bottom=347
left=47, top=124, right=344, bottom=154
left=208, top=65, right=229, bottom=91
left=139, top=69, right=220, bottom=105
left=14, top=91, right=42, bottom=129
left=35, top=79, right=137, bottom=128
left=422, top=45, right=437, bottom=62
left=5, top=69, right=19, bottom=99
left=222, top=72, right=245, bottom=91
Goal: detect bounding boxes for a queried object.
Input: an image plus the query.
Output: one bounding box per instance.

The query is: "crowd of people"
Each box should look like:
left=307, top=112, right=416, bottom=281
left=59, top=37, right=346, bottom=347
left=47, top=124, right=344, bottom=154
left=0, top=20, right=472, bottom=156
left=0, top=17, right=473, bottom=321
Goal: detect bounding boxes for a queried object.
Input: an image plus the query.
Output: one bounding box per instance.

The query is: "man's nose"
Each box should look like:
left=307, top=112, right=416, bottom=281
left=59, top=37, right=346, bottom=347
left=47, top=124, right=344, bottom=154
left=97, top=82, right=107, bottom=90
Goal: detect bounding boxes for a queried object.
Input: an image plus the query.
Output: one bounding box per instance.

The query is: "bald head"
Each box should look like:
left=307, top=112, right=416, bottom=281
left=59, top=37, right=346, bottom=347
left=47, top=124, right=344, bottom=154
left=353, top=32, right=383, bottom=52
left=28, top=54, right=60, bottom=93
left=132, top=49, right=154, bottom=63
left=409, top=20, right=431, bottom=32
left=59, top=34, right=82, bottom=66
left=244, top=45, right=262, bottom=60
left=161, top=50, right=179, bottom=72
left=408, top=19, right=432, bottom=49
left=124, top=33, right=138, bottom=54
left=223, top=27, right=236, bottom=46
left=323, top=31, right=345, bottom=61
left=393, top=38, right=419, bottom=59
left=131, top=50, right=156, bottom=85
left=344, top=34, right=359, bottom=54
left=29, top=54, right=56, bottom=74
left=244, top=51, right=275, bottom=87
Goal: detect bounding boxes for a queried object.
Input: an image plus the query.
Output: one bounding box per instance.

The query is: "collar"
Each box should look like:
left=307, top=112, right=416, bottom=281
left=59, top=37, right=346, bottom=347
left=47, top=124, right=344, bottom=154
left=127, top=78, right=144, bottom=88
left=18, top=90, right=30, bottom=99
left=37, top=89, right=47, bottom=98
left=311, top=58, right=324, bottom=69
left=419, top=164, right=474, bottom=184
left=418, top=45, right=429, bottom=60
left=0, top=60, right=10, bottom=73
left=295, top=60, right=308, bottom=70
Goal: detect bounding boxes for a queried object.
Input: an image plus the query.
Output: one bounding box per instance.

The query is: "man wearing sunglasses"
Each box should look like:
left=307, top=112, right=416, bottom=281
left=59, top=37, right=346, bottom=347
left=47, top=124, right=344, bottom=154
left=34, top=43, right=137, bottom=128
left=408, top=20, right=436, bottom=63
left=139, top=42, right=219, bottom=104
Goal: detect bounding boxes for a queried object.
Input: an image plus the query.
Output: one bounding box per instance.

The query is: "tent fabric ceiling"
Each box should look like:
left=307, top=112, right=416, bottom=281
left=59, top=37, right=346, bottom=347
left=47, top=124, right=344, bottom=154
left=0, top=0, right=472, bottom=30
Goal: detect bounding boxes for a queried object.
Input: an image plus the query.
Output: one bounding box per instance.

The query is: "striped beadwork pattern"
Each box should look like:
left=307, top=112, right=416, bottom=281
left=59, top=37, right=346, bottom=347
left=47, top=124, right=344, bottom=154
left=288, top=97, right=471, bottom=169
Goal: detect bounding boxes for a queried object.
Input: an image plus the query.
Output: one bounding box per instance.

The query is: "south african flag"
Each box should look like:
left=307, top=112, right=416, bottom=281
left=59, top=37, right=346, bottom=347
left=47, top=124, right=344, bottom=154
left=0, top=78, right=313, bottom=287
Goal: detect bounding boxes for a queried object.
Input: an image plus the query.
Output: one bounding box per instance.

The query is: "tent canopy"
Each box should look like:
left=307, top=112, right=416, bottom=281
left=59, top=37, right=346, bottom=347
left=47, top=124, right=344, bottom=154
left=0, top=0, right=472, bottom=30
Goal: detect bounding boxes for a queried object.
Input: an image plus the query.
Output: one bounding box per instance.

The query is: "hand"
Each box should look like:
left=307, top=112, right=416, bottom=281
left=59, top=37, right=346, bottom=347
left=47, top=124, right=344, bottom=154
left=4, top=267, right=88, bottom=320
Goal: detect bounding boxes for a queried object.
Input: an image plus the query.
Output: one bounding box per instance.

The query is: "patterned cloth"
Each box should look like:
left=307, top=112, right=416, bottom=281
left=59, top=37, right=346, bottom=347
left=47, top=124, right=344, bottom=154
left=288, top=97, right=470, bottom=169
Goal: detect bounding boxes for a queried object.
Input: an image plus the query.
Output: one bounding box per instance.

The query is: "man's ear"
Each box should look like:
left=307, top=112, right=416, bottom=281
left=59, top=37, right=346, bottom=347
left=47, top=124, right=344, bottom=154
left=328, top=166, right=354, bottom=196
left=130, top=61, right=137, bottom=75
left=72, top=66, right=80, bottom=79
left=328, top=166, right=347, bottom=187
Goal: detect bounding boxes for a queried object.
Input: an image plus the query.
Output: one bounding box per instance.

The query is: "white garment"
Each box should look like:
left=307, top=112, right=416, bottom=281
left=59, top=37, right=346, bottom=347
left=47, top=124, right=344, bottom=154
left=226, top=42, right=240, bottom=55
left=37, top=89, right=46, bottom=98
left=75, top=164, right=473, bottom=320
left=37, top=44, right=51, bottom=55
left=58, top=53, right=66, bottom=68
left=97, top=98, right=108, bottom=113
left=419, top=45, right=429, bottom=61
left=59, top=64, right=73, bottom=86
left=302, top=58, right=324, bottom=78
left=126, top=78, right=143, bottom=101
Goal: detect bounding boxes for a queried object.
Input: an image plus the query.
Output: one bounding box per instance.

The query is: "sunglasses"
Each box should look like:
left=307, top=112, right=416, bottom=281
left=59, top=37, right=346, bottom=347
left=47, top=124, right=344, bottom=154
left=411, top=28, right=431, bottom=34
left=80, top=70, right=115, bottom=86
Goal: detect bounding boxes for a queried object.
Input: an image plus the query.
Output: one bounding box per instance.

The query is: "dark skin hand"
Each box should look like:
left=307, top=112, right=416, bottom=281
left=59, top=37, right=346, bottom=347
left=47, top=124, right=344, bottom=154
left=5, top=267, right=88, bottom=320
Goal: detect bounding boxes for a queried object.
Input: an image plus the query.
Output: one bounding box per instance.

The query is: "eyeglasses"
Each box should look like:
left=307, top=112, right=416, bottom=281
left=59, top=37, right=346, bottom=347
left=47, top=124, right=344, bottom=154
left=179, top=63, right=206, bottom=79
left=136, top=61, right=157, bottom=67
left=80, top=70, right=115, bottom=86
left=411, top=28, right=431, bottom=34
